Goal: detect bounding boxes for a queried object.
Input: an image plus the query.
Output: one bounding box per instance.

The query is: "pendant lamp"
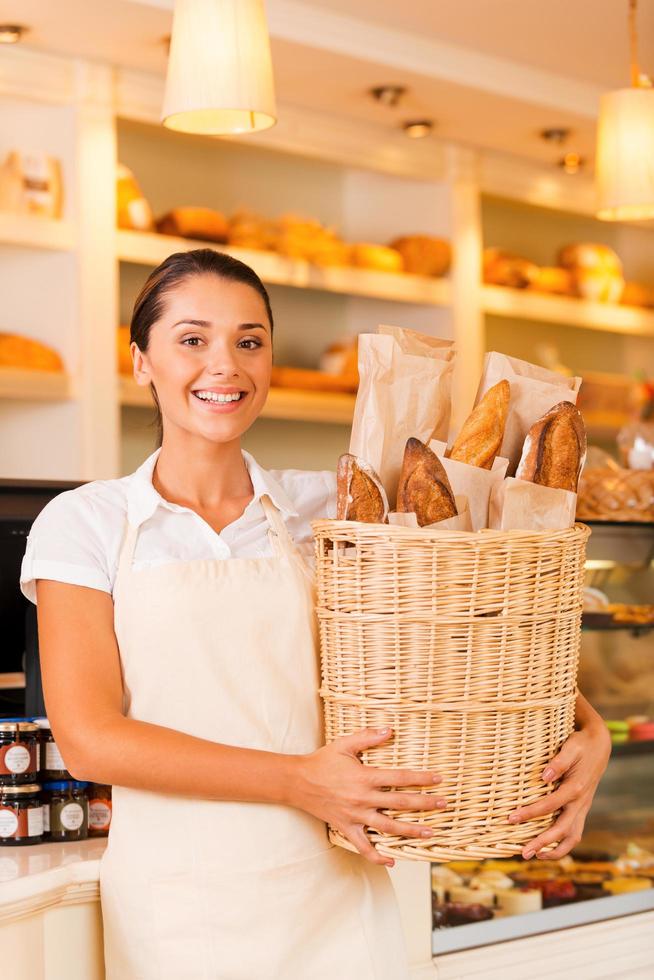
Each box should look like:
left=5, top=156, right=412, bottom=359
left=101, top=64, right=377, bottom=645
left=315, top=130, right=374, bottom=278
left=162, top=0, right=276, bottom=136
left=596, top=0, right=654, bottom=220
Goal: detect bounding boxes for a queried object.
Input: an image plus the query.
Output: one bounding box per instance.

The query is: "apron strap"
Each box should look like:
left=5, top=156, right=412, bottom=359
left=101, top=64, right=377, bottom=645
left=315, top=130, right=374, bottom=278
left=117, top=521, right=139, bottom=579
left=260, top=495, right=315, bottom=589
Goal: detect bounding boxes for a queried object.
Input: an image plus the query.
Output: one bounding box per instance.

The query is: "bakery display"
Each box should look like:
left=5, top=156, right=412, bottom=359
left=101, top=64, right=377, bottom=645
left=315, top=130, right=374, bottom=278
left=396, top=438, right=458, bottom=526
left=388, top=235, right=451, bottom=277
left=620, top=281, right=654, bottom=309
left=156, top=207, right=229, bottom=243
left=275, top=215, right=351, bottom=266
left=0, top=333, right=64, bottom=373
left=350, top=243, right=404, bottom=274
left=269, top=365, right=358, bottom=394
left=432, top=900, right=494, bottom=928
left=483, top=248, right=539, bottom=289
left=0, top=150, right=62, bottom=218
left=449, top=380, right=510, bottom=469
left=531, top=266, right=575, bottom=296
left=516, top=401, right=587, bottom=493
left=116, top=164, right=154, bottom=232
left=558, top=243, right=625, bottom=303
left=336, top=454, right=389, bottom=523
left=227, top=210, right=277, bottom=251
left=577, top=463, right=654, bottom=522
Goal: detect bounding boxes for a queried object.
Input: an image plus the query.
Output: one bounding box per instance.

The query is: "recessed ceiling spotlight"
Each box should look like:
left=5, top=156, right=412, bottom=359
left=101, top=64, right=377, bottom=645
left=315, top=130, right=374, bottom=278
left=0, top=24, right=27, bottom=44
left=402, top=119, right=434, bottom=139
left=558, top=153, right=585, bottom=175
left=370, top=85, right=407, bottom=108
left=540, top=127, right=571, bottom=144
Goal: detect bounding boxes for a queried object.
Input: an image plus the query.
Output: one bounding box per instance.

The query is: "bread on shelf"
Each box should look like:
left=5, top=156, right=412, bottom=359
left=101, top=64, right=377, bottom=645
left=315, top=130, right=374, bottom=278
left=557, top=243, right=625, bottom=303
left=116, top=164, right=154, bottom=232
left=483, top=248, right=539, bottom=289
left=156, top=207, right=229, bottom=243
left=388, top=235, right=451, bottom=277
left=0, top=333, right=64, bottom=372
left=350, top=243, right=404, bottom=274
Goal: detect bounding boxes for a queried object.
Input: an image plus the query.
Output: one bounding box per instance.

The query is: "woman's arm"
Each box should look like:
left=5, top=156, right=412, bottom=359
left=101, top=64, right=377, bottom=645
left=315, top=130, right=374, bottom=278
left=37, top=580, right=443, bottom=867
left=508, top=691, right=611, bottom=859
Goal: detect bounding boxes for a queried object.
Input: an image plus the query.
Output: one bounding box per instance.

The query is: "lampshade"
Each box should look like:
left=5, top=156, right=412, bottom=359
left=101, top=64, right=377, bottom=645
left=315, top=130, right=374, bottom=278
left=596, top=86, right=654, bottom=221
left=162, top=0, right=276, bottom=136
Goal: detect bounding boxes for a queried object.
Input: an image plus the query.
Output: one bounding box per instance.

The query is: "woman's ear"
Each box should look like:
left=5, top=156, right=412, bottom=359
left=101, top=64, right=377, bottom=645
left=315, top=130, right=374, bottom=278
left=132, top=343, right=151, bottom=387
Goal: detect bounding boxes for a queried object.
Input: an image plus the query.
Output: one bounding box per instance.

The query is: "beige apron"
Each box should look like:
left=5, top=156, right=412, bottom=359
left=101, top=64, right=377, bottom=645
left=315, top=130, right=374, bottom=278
left=100, top=494, right=409, bottom=980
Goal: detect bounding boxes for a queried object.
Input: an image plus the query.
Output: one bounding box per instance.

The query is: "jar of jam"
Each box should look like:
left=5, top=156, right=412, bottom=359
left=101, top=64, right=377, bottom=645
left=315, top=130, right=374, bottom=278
left=43, top=781, right=89, bottom=842
left=0, top=783, right=44, bottom=846
left=0, top=721, right=39, bottom=785
left=32, top=718, right=71, bottom=780
left=88, top=783, right=112, bottom=837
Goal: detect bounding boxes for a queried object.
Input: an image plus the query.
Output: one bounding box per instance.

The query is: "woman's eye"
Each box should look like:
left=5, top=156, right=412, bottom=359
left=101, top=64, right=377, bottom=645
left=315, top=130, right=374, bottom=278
left=238, top=338, right=262, bottom=350
left=181, top=336, right=202, bottom=347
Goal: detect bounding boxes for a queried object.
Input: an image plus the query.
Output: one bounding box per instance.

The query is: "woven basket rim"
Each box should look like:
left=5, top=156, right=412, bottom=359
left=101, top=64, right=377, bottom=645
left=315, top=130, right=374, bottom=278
left=312, top=518, right=590, bottom=543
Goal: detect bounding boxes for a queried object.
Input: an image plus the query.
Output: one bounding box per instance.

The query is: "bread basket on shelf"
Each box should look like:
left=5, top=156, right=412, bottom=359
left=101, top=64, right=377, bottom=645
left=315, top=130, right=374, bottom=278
left=312, top=518, right=590, bottom=862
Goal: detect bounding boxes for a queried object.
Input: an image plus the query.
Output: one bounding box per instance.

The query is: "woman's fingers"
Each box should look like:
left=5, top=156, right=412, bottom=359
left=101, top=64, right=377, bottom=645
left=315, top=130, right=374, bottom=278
left=336, top=726, right=394, bottom=756
left=508, top=779, right=585, bottom=824
left=541, top=733, right=582, bottom=783
left=370, top=768, right=442, bottom=788
left=370, top=792, right=446, bottom=813
left=520, top=808, right=575, bottom=859
left=346, top=824, right=394, bottom=867
left=366, top=812, right=435, bottom=841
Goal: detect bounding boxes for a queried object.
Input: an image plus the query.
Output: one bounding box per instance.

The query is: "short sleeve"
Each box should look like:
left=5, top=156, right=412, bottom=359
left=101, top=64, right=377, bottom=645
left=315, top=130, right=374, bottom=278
left=20, top=488, right=116, bottom=604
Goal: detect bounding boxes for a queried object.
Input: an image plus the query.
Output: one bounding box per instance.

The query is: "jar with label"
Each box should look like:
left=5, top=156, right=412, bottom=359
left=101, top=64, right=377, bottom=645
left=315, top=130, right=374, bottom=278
left=0, top=784, right=44, bottom=846
left=0, top=721, right=39, bottom=785
left=32, top=718, right=71, bottom=780
left=88, top=783, right=112, bottom=837
left=42, top=781, right=89, bottom=842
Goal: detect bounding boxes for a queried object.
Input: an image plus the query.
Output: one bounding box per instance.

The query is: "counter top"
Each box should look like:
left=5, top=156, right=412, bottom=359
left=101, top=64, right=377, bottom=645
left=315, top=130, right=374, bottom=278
left=0, top=837, right=107, bottom=922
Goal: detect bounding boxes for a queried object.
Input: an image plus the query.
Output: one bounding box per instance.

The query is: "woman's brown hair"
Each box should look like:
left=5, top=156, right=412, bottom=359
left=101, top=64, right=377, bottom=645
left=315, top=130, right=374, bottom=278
left=130, top=248, right=274, bottom=443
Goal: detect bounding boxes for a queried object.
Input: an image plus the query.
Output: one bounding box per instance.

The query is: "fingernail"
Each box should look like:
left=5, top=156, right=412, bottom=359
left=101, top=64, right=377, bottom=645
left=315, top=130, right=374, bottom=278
left=421, top=829, right=432, bottom=838
left=431, top=774, right=442, bottom=784
left=542, top=767, right=555, bottom=781
left=508, top=813, right=519, bottom=824
left=377, top=727, right=391, bottom=736
left=435, top=798, right=447, bottom=808
left=523, top=849, right=535, bottom=860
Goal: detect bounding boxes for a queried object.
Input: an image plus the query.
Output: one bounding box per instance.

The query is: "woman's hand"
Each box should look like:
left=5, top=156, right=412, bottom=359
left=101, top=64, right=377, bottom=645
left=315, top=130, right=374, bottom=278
left=508, top=698, right=611, bottom=861
left=292, top=727, right=445, bottom=868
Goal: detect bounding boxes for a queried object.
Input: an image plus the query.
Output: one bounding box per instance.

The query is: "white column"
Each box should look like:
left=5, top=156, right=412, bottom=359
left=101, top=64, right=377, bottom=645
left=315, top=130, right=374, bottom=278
left=390, top=860, right=438, bottom=978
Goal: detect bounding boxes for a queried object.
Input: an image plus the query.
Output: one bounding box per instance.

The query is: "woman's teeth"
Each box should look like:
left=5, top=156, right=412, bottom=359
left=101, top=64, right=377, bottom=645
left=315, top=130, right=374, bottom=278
left=194, top=391, right=243, bottom=403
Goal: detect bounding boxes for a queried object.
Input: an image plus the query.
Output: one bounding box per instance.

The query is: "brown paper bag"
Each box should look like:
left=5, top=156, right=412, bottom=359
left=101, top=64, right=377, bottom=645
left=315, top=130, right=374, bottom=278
left=388, top=495, right=473, bottom=532
left=429, top=439, right=509, bottom=531
left=349, top=325, right=455, bottom=503
left=475, top=352, right=581, bottom=475
left=489, top=477, right=577, bottom=531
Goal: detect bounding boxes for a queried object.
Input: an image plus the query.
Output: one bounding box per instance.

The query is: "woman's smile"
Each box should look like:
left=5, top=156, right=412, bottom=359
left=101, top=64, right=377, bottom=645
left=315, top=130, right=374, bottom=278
left=191, top=386, right=250, bottom=412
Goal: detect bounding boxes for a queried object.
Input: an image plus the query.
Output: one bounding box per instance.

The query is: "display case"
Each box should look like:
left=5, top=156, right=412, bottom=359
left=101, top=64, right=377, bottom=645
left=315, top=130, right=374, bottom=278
left=429, top=519, right=654, bottom=963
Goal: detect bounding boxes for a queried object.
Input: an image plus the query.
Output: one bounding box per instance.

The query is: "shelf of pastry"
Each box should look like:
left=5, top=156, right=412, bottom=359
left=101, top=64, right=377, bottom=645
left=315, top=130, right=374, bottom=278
left=0, top=211, right=75, bottom=252
left=116, top=230, right=452, bottom=307
left=119, top=376, right=356, bottom=426
left=0, top=368, right=73, bottom=402
left=481, top=285, right=654, bottom=338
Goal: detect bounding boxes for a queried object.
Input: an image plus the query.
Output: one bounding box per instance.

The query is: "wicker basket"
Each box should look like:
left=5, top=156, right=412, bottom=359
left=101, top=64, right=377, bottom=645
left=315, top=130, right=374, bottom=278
left=312, top=519, right=590, bottom=862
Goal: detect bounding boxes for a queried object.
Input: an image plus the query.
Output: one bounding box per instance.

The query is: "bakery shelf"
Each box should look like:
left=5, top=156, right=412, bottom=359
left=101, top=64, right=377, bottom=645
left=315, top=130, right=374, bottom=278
left=0, top=212, right=75, bottom=252
left=119, top=377, right=356, bottom=426
left=0, top=368, right=73, bottom=402
left=116, top=230, right=452, bottom=307
left=611, top=740, right=654, bottom=758
left=482, top=285, right=654, bottom=338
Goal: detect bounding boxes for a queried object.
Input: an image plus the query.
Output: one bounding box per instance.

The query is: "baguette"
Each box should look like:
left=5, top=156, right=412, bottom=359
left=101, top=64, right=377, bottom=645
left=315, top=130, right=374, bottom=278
left=449, top=380, right=510, bottom=469
left=336, top=454, right=389, bottom=523
left=516, top=402, right=587, bottom=493
left=397, top=438, right=457, bottom=526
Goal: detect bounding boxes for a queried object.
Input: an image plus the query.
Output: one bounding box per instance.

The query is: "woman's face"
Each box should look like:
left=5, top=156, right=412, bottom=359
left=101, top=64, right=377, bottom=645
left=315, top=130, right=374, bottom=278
left=133, top=273, right=272, bottom=444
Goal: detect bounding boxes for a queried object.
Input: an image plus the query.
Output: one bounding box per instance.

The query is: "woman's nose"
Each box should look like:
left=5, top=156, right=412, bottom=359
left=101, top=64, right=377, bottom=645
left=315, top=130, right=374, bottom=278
left=206, top=343, right=240, bottom=377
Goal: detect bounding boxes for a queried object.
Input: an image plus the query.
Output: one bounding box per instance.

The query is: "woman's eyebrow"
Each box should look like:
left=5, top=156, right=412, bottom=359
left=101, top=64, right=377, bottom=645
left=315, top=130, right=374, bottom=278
left=238, top=323, right=267, bottom=331
left=172, top=318, right=211, bottom=328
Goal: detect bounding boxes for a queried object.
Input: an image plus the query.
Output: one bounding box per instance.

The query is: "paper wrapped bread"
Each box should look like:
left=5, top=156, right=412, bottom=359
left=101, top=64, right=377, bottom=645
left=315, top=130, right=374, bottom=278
left=449, top=380, right=510, bottom=470
left=397, top=438, right=457, bottom=526
left=336, top=454, right=389, bottom=523
left=0, top=333, right=63, bottom=372
left=516, top=402, right=587, bottom=493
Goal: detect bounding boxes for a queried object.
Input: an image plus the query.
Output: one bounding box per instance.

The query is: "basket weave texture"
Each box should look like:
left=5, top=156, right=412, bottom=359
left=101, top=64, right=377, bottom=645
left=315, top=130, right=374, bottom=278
left=312, top=520, right=590, bottom=862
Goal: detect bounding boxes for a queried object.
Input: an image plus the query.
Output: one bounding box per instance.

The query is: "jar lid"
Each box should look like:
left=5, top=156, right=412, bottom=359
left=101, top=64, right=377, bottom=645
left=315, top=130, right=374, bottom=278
left=42, top=781, right=75, bottom=791
left=72, top=781, right=89, bottom=789
left=31, top=717, right=51, bottom=730
left=0, top=783, right=41, bottom=795
left=0, top=721, right=38, bottom=733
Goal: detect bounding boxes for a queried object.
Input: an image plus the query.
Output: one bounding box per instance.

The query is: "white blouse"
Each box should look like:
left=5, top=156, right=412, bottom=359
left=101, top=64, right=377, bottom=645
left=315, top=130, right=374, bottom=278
left=20, top=449, right=337, bottom=604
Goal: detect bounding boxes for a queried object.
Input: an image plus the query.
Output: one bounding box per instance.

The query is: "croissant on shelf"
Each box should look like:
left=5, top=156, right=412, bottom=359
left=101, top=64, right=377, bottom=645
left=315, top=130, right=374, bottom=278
left=0, top=332, right=64, bottom=372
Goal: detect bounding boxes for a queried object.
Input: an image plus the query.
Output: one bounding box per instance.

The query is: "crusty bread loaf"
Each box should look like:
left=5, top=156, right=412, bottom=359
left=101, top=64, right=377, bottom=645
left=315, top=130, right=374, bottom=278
left=483, top=248, right=539, bottom=289
left=0, top=333, right=63, bottom=372
left=337, top=454, right=389, bottom=523
left=516, top=402, right=587, bottom=493
left=350, top=243, right=404, bottom=274
left=531, top=266, right=574, bottom=296
left=397, top=438, right=457, bottom=526
left=388, top=236, right=451, bottom=277
left=449, top=380, right=510, bottom=470
left=156, top=207, right=229, bottom=243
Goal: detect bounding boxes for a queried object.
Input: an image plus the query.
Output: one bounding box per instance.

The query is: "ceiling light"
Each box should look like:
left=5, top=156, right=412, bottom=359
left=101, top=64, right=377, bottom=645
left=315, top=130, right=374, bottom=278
left=558, top=153, right=585, bottom=175
left=0, top=24, right=26, bottom=44
left=370, top=85, right=407, bottom=108
left=596, top=0, right=654, bottom=220
left=162, top=0, right=276, bottom=136
left=402, top=120, right=434, bottom=139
